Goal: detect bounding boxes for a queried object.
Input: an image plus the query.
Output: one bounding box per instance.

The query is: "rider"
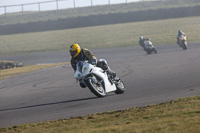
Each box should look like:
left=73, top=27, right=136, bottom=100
left=139, top=36, right=145, bottom=48
left=69, top=43, right=116, bottom=79
left=139, top=36, right=150, bottom=49
left=176, top=30, right=186, bottom=45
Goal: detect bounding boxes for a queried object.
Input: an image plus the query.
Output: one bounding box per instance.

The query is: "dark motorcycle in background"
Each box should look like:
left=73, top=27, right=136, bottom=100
left=139, top=38, right=157, bottom=54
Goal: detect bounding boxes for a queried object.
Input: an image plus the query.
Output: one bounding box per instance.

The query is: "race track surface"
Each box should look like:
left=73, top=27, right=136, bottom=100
left=1, top=43, right=200, bottom=128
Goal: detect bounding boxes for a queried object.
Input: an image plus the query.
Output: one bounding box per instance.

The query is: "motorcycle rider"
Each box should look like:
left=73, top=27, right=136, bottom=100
left=176, top=30, right=186, bottom=45
left=139, top=36, right=151, bottom=49
left=69, top=43, right=116, bottom=85
left=139, top=36, right=145, bottom=49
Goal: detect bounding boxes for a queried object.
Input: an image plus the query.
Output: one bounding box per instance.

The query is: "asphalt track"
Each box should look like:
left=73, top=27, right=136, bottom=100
left=0, top=43, right=200, bottom=128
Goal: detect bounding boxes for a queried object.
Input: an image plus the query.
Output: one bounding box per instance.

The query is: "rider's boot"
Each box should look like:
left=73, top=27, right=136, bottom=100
left=177, top=38, right=181, bottom=47
left=106, top=67, right=116, bottom=78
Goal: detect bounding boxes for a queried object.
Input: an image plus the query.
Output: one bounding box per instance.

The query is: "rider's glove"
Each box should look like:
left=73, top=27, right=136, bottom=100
left=91, top=59, right=97, bottom=65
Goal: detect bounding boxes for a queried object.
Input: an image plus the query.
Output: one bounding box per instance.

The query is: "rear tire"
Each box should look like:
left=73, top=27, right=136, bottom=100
left=115, top=79, right=126, bottom=94
left=86, top=76, right=106, bottom=97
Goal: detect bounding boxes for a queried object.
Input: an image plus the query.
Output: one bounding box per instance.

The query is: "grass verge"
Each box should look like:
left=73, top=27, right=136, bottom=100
left=0, top=0, right=200, bottom=26
left=0, top=96, right=200, bottom=133
left=0, top=62, right=69, bottom=80
left=1, top=16, right=200, bottom=56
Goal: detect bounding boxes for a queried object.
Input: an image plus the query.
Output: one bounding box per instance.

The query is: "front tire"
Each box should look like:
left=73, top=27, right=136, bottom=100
left=146, top=50, right=151, bottom=54
left=86, top=76, right=106, bottom=97
left=153, top=48, right=157, bottom=53
left=182, top=41, right=187, bottom=50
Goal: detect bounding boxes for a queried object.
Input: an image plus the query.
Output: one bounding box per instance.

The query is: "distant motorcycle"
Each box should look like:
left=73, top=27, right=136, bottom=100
left=178, top=34, right=187, bottom=50
left=74, top=60, right=125, bottom=97
left=140, top=38, right=157, bottom=54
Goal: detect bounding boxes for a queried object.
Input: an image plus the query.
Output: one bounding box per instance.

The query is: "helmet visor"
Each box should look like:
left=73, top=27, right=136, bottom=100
left=70, top=50, right=77, bottom=57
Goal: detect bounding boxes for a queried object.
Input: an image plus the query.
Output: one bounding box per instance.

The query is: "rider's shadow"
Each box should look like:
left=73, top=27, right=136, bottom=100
left=0, top=94, right=116, bottom=112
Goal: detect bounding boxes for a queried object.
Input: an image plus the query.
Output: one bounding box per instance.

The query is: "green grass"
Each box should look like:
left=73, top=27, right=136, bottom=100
left=0, top=0, right=200, bottom=26
left=0, top=16, right=200, bottom=56
left=1, top=96, right=200, bottom=133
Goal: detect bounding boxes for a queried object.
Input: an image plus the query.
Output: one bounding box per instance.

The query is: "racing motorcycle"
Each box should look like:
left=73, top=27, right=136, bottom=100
left=143, top=38, right=157, bottom=54
left=178, top=34, right=187, bottom=50
left=74, top=60, right=125, bottom=97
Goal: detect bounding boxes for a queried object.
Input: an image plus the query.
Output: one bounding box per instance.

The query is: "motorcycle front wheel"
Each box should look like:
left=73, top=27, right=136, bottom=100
left=146, top=51, right=151, bottom=54
left=86, top=76, right=106, bottom=97
left=182, top=41, right=187, bottom=50
left=153, top=48, right=157, bottom=53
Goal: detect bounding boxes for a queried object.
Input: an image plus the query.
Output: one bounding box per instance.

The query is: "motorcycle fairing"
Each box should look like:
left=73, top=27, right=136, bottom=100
left=179, top=35, right=187, bottom=45
left=90, top=66, right=117, bottom=93
left=74, top=61, right=116, bottom=93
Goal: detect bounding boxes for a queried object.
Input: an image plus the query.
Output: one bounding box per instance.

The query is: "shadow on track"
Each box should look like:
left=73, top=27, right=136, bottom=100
left=0, top=96, right=99, bottom=112
left=0, top=94, right=116, bottom=112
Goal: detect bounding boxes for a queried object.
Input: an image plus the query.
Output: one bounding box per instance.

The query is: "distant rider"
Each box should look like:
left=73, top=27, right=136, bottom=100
left=176, top=30, right=186, bottom=45
left=69, top=43, right=116, bottom=87
left=139, top=36, right=145, bottom=49
left=139, top=36, right=150, bottom=49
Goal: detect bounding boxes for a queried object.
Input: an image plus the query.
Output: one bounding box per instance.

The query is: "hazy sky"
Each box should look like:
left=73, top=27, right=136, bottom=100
left=0, top=0, right=140, bottom=6
left=0, top=0, right=140, bottom=14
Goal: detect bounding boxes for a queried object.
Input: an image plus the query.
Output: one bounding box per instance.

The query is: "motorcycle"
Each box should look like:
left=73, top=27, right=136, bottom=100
left=140, top=38, right=157, bottom=54
left=139, top=38, right=157, bottom=54
left=74, top=60, right=125, bottom=97
left=178, top=34, right=187, bottom=50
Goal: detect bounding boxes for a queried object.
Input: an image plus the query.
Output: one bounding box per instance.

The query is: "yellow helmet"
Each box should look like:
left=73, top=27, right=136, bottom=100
left=69, top=43, right=81, bottom=58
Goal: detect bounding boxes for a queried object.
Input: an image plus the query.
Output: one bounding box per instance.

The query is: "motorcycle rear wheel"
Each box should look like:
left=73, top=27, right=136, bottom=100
left=115, top=79, right=126, bottom=94
left=86, top=76, right=106, bottom=97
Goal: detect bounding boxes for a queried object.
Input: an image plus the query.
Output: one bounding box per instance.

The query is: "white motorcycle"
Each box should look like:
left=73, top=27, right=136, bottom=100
left=74, top=60, right=125, bottom=97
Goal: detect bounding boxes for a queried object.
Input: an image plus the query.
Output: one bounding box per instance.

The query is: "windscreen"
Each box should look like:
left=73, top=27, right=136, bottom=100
left=76, top=61, right=83, bottom=73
